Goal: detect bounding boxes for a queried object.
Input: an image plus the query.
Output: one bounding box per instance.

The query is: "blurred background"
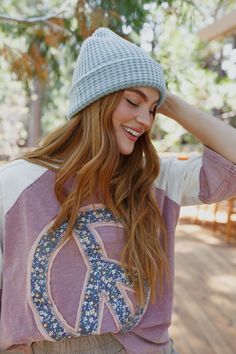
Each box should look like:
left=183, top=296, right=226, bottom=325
left=0, top=1, right=236, bottom=354
left=0, top=0, right=236, bottom=158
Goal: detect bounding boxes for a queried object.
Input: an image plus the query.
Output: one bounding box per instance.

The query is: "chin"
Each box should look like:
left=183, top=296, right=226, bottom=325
left=121, top=152, right=132, bottom=155
left=119, top=148, right=134, bottom=155
left=118, top=141, right=135, bottom=155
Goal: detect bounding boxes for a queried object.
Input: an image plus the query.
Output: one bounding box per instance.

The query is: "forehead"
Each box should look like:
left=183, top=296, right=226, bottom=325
left=125, top=87, right=160, bottom=102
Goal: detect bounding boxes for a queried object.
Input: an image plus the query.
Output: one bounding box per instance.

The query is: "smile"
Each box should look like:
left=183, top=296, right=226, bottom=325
left=122, top=126, right=141, bottom=137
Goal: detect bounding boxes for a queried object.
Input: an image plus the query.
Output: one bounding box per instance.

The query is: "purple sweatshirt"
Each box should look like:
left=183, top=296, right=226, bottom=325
left=0, top=146, right=236, bottom=353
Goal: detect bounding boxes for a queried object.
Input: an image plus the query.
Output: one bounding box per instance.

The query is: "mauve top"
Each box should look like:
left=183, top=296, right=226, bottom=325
left=0, top=146, right=236, bottom=353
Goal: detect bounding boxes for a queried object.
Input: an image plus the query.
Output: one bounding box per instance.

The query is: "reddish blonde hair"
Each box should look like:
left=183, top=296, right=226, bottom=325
left=23, top=91, right=170, bottom=305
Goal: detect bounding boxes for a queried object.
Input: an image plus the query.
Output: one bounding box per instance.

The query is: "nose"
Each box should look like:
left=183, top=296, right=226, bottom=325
left=136, top=111, right=153, bottom=131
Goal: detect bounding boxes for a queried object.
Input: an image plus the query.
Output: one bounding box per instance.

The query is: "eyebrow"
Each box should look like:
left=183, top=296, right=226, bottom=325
left=125, top=88, right=159, bottom=105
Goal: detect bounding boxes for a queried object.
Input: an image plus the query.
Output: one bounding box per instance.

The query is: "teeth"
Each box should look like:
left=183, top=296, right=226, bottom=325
left=123, top=126, right=139, bottom=137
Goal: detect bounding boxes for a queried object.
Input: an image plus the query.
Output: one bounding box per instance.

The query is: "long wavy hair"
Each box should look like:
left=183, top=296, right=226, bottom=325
left=23, top=91, right=170, bottom=305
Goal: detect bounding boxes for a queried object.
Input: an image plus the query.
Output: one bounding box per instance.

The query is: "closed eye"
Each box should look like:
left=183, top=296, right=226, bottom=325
left=150, top=106, right=157, bottom=117
left=126, top=97, right=157, bottom=117
left=126, top=98, right=138, bottom=107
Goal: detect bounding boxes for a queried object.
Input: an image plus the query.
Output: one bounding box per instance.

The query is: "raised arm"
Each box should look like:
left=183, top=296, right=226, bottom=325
left=158, top=91, right=236, bottom=164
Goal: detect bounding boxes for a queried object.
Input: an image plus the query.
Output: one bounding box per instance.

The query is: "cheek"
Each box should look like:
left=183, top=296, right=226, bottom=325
left=112, top=111, right=119, bottom=131
left=112, top=101, right=131, bottom=126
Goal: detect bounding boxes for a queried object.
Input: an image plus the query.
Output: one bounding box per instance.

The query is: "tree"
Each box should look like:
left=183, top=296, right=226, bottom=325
left=0, top=0, right=235, bottom=154
left=0, top=0, right=171, bottom=147
left=143, top=0, right=236, bottom=151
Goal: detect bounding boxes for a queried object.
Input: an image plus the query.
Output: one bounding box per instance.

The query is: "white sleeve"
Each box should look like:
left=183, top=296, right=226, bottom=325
left=155, top=154, right=202, bottom=207
left=156, top=146, right=236, bottom=207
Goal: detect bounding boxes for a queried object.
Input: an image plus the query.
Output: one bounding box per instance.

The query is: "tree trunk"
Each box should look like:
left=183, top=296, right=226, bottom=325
left=27, top=77, right=43, bottom=147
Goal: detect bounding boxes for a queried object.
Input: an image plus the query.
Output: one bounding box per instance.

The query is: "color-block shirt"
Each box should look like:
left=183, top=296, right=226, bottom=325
left=0, top=146, right=236, bottom=353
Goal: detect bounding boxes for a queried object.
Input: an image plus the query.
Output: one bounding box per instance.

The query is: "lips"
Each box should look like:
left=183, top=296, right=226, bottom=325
left=122, top=125, right=143, bottom=137
left=121, top=125, right=143, bottom=143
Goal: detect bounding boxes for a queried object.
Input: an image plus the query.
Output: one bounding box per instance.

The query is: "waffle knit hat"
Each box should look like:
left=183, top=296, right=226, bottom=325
left=67, top=27, right=166, bottom=119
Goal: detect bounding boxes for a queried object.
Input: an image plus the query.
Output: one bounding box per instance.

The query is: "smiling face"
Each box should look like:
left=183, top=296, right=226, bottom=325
left=112, top=87, right=160, bottom=155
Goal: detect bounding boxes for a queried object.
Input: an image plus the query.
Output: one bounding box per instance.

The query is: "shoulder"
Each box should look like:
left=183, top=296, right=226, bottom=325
left=0, top=159, right=48, bottom=215
left=0, top=159, right=47, bottom=189
left=154, top=154, right=202, bottom=205
left=155, top=156, right=190, bottom=188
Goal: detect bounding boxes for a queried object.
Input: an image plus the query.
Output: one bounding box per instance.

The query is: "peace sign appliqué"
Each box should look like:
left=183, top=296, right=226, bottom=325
left=28, top=206, right=150, bottom=341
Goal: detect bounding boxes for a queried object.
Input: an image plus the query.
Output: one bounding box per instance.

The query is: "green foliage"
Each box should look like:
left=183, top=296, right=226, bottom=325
left=146, top=1, right=236, bottom=151
left=0, top=0, right=236, bottom=152
left=1, top=0, right=172, bottom=148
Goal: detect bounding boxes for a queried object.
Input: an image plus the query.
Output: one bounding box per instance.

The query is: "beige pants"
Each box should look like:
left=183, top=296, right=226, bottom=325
left=31, top=333, right=179, bottom=354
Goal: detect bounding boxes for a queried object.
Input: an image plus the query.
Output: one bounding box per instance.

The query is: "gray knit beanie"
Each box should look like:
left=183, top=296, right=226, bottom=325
left=67, top=27, right=166, bottom=119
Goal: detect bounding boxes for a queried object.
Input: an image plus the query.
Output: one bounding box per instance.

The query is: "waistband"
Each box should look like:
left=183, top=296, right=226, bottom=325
left=31, top=333, right=179, bottom=354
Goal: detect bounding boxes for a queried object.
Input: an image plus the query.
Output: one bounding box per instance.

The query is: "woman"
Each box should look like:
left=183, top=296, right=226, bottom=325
left=0, top=27, right=236, bottom=354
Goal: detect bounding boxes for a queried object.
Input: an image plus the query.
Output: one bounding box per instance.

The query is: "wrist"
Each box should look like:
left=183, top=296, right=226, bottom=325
left=158, top=92, right=180, bottom=118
